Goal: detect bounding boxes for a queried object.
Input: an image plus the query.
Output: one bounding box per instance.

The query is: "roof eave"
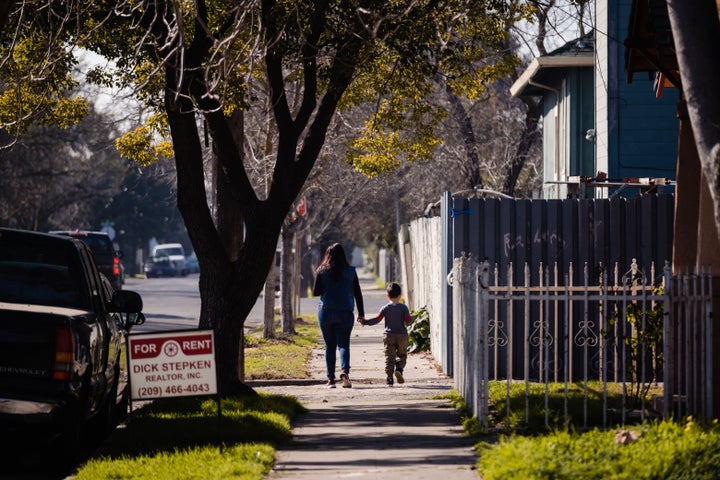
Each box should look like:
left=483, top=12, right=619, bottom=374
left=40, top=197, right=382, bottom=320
left=510, top=56, right=595, bottom=98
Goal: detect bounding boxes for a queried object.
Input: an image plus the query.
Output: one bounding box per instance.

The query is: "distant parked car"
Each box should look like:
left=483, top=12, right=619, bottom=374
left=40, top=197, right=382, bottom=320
left=151, top=243, right=187, bottom=276
left=144, top=255, right=177, bottom=278
left=50, top=230, right=124, bottom=290
left=185, top=254, right=200, bottom=274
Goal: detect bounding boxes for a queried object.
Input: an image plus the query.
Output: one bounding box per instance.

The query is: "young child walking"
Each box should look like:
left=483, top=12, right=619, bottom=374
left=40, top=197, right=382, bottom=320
left=359, top=283, right=413, bottom=386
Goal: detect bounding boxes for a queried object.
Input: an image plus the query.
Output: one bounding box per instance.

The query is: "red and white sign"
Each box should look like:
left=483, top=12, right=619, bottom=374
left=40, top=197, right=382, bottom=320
left=128, top=330, right=217, bottom=400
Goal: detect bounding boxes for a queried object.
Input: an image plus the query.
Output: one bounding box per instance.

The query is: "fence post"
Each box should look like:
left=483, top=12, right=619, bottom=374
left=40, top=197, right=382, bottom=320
left=704, top=269, right=714, bottom=419
left=449, top=253, right=478, bottom=410
left=479, top=259, right=490, bottom=429
left=662, top=262, right=672, bottom=419
left=441, top=191, right=454, bottom=376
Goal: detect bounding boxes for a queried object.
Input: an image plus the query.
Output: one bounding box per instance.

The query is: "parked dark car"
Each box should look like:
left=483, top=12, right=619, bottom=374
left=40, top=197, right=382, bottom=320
left=50, top=230, right=124, bottom=290
left=144, top=255, right=177, bottom=278
left=0, top=228, right=145, bottom=468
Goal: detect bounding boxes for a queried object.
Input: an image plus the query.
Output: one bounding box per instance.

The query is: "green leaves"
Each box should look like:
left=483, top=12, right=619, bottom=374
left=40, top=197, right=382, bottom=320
left=408, top=306, right=431, bottom=353
left=115, top=113, right=173, bottom=166
left=0, top=35, right=87, bottom=135
left=337, top=1, right=525, bottom=176
left=348, top=121, right=443, bottom=176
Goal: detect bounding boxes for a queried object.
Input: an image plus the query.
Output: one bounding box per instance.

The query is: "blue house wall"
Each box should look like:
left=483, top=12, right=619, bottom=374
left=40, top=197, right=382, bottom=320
left=608, top=0, right=678, bottom=182
left=517, top=0, right=679, bottom=198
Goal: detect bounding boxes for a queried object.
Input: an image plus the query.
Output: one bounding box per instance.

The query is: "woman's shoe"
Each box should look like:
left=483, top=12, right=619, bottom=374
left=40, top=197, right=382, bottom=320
left=340, top=373, right=352, bottom=388
left=325, top=379, right=336, bottom=388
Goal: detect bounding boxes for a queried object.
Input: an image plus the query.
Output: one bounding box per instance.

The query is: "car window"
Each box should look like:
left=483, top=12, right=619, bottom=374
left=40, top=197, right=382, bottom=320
left=99, top=274, right=114, bottom=303
left=156, top=247, right=183, bottom=256
left=76, top=236, right=114, bottom=255
left=0, top=241, right=89, bottom=309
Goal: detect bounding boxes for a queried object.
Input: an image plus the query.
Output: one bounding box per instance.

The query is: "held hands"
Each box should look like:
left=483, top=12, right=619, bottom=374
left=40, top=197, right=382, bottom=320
left=356, top=316, right=365, bottom=326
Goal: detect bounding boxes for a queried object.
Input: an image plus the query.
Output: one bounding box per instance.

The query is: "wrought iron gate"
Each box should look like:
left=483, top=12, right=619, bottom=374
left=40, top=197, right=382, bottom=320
left=449, top=254, right=713, bottom=430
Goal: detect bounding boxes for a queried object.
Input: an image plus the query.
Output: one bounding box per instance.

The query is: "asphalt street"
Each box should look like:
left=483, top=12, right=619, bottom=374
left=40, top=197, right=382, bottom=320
left=123, top=271, right=389, bottom=334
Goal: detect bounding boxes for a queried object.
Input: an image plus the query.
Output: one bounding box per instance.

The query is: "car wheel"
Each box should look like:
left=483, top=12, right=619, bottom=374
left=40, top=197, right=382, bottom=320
left=114, top=383, right=130, bottom=423
left=90, top=391, right=114, bottom=442
left=92, top=372, right=121, bottom=441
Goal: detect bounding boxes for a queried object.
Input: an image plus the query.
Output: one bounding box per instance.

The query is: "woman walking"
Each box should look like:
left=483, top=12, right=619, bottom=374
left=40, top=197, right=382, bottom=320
left=313, top=243, right=365, bottom=388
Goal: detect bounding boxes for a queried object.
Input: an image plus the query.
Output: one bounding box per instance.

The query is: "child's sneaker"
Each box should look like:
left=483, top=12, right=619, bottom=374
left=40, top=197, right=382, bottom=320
left=386, top=377, right=394, bottom=386
left=394, top=370, right=405, bottom=384
left=325, top=379, right=336, bottom=388
left=340, top=373, right=352, bottom=388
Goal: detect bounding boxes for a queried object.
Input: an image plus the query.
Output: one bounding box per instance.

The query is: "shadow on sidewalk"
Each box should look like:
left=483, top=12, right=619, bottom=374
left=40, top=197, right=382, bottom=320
left=266, top=400, right=478, bottom=479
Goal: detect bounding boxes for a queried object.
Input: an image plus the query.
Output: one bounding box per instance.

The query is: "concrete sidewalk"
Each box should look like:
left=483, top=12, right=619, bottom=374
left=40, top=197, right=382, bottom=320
left=252, top=278, right=479, bottom=479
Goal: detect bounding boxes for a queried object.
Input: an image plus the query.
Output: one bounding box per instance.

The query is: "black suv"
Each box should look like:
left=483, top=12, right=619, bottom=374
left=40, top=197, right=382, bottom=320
left=50, top=231, right=124, bottom=290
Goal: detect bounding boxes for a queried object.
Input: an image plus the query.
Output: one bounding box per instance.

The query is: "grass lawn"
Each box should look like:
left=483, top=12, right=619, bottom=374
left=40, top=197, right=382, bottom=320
left=476, top=418, right=720, bottom=480
left=71, top=316, right=320, bottom=479
left=444, top=385, right=720, bottom=480
left=74, top=314, right=720, bottom=479
left=244, top=316, right=320, bottom=379
left=74, top=394, right=306, bottom=480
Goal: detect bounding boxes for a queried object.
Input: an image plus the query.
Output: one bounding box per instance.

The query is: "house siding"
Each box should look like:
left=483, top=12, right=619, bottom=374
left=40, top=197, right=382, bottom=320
left=595, top=0, right=611, bottom=192
left=542, top=90, right=561, bottom=199
left=540, top=67, right=594, bottom=200
left=605, top=0, right=679, bottom=187
left=568, top=68, right=595, bottom=180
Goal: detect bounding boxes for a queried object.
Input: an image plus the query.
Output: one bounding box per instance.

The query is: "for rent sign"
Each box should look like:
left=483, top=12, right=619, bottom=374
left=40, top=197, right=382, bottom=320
left=128, top=330, right=218, bottom=400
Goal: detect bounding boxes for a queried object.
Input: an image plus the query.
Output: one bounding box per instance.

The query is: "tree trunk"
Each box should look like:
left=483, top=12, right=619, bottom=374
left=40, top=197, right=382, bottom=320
left=262, top=114, right=277, bottom=340
left=199, top=221, right=281, bottom=395
left=445, top=82, right=484, bottom=190
left=263, top=260, right=277, bottom=339
left=666, top=1, right=720, bottom=238
left=280, top=226, right=295, bottom=335
left=213, top=111, right=244, bottom=263
left=502, top=97, right=541, bottom=196
left=165, top=71, right=282, bottom=396
left=158, top=8, right=361, bottom=395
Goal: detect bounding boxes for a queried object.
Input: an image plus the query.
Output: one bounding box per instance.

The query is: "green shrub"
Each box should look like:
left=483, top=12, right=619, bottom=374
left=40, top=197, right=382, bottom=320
left=408, top=306, right=430, bottom=352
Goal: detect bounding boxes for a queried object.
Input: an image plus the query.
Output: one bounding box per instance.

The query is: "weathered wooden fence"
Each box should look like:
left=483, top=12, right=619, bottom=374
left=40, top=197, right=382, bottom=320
left=402, top=193, right=675, bottom=377
left=399, top=218, right=444, bottom=359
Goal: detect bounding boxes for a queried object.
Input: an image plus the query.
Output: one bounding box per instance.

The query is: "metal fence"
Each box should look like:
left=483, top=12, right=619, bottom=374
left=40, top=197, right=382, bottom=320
left=433, top=192, right=675, bottom=377
left=449, top=254, right=714, bottom=430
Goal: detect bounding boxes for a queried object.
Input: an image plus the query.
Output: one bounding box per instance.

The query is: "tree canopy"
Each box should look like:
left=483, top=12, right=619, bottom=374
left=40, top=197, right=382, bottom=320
left=2, top=0, right=533, bottom=394
left=0, top=2, right=94, bottom=141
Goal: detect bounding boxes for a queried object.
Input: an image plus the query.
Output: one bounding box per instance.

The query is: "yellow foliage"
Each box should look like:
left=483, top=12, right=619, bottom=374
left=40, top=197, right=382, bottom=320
left=349, top=130, right=403, bottom=177
left=116, top=114, right=174, bottom=166
left=0, top=89, right=88, bottom=134
left=45, top=97, right=90, bottom=128
left=347, top=115, right=444, bottom=177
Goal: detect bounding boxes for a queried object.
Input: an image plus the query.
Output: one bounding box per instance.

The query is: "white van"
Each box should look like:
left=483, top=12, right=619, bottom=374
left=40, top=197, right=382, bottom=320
left=151, top=243, right=187, bottom=276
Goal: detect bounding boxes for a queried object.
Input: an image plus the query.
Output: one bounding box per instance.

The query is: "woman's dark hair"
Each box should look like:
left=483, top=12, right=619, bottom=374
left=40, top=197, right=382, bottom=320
left=316, top=243, right=349, bottom=280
